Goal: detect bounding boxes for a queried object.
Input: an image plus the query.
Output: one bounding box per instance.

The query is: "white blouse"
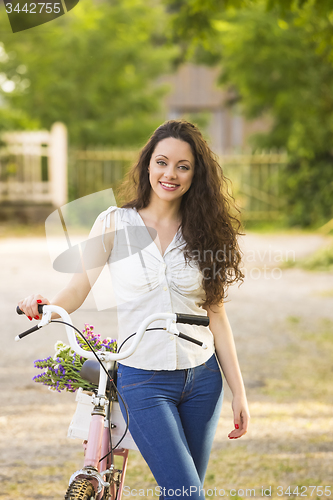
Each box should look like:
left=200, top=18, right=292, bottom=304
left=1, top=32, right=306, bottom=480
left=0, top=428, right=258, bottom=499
left=98, top=205, right=215, bottom=370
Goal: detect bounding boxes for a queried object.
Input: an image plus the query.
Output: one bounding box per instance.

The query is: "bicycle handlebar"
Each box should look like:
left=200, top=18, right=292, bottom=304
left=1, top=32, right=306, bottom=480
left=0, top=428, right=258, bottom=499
left=15, top=305, right=210, bottom=359
left=175, top=313, right=209, bottom=327
left=16, top=305, right=44, bottom=315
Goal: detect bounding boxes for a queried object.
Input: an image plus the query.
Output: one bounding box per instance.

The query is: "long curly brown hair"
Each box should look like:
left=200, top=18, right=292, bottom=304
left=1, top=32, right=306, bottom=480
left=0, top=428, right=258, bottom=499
left=116, top=119, right=244, bottom=308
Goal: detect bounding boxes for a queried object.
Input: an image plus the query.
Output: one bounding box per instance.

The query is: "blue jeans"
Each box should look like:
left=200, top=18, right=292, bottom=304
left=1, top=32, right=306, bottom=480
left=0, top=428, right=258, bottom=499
left=117, top=354, right=223, bottom=499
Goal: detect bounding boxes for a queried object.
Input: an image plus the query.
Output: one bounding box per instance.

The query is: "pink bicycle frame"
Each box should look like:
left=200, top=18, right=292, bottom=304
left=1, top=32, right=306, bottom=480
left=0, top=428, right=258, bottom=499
left=80, top=364, right=129, bottom=499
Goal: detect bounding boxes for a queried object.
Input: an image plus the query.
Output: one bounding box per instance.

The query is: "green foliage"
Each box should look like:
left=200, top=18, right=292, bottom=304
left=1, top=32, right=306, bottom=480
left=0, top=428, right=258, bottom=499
left=284, top=155, right=333, bottom=226
left=197, top=8, right=333, bottom=156
left=0, top=0, right=178, bottom=147
left=164, top=0, right=333, bottom=32
left=163, top=1, right=333, bottom=226
left=212, top=7, right=333, bottom=226
left=0, top=105, right=39, bottom=133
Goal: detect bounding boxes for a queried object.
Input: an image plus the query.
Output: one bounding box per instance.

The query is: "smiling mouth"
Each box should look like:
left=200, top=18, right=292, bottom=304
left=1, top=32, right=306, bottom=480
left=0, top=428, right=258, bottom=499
left=159, top=182, right=180, bottom=188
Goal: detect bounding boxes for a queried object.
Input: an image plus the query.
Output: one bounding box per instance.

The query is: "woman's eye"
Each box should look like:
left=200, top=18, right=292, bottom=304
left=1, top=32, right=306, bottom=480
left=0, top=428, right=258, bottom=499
left=156, top=160, right=189, bottom=170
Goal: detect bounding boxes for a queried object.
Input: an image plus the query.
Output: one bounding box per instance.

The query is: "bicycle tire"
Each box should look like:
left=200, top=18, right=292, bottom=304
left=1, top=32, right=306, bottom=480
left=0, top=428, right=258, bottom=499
left=65, top=478, right=95, bottom=500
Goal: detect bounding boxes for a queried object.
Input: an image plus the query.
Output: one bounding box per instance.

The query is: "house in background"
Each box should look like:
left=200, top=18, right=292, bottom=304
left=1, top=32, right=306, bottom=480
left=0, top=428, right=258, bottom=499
left=159, top=63, right=270, bottom=154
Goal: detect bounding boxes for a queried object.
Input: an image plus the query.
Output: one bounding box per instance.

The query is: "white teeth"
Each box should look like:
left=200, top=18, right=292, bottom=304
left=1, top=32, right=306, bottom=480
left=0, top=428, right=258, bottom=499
left=160, top=182, right=178, bottom=188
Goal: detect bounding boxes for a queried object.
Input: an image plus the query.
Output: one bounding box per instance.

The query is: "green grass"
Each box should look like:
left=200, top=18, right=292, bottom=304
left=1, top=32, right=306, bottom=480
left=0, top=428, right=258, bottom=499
left=121, top=444, right=331, bottom=500
left=260, top=316, right=333, bottom=402
left=282, top=239, right=333, bottom=272
left=241, top=218, right=326, bottom=234
left=0, top=222, right=46, bottom=238
left=316, top=288, right=333, bottom=297
left=300, top=243, right=333, bottom=271
left=0, top=222, right=91, bottom=238
left=242, top=218, right=289, bottom=233
left=1, top=458, right=82, bottom=500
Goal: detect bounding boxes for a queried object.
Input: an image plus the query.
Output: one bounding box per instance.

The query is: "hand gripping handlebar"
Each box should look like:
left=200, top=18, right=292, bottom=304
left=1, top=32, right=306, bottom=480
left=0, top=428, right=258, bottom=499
left=15, top=305, right=210, bottom=360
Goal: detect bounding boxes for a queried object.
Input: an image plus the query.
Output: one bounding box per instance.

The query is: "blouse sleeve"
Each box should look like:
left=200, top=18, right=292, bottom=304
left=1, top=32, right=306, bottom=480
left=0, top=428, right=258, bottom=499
left=98, top=205, right=118, bottom=252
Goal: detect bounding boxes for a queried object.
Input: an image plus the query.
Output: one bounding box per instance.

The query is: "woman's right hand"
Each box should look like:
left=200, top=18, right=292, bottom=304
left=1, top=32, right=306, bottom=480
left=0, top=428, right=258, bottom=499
left=18, top=294, right=50, bottom=321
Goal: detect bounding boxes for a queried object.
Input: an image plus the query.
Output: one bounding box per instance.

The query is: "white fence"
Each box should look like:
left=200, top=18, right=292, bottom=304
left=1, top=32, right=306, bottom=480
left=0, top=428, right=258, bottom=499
left=0, top=122, right=67, bottom=208
left=0, top=124, right=287, bottom=221
left=220, top=152, right=287, bottom=219
left=69, top=149, right=287, bottom=220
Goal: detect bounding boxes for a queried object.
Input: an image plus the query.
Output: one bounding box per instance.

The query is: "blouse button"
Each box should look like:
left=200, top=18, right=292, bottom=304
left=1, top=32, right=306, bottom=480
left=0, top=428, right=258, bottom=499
left=163, top=286, right=168, bottom=291
left=169, top=335, right=174, bottom=341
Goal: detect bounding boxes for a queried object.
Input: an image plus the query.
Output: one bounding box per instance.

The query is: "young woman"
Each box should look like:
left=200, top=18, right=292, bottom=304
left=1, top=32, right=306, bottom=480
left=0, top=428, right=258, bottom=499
left=18, top=120, right=250, bottom=499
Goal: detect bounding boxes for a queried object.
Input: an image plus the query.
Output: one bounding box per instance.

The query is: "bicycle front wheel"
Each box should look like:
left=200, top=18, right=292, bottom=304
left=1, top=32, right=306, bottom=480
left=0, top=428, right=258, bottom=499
left=65, top=478, right=95, bottom=500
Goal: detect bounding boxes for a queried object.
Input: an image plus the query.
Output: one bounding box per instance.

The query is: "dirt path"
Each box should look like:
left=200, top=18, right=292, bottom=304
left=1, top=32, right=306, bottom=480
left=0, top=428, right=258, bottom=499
left=1, top=231, right=332, bottom=498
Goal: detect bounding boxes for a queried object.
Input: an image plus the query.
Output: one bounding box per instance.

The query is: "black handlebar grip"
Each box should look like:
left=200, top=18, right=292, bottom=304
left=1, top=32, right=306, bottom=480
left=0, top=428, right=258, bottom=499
left=16, top=304, right=44, bottom=315
left=176, top=313, right=209, bottom=327
left=17, top=325, right=40, bottom=339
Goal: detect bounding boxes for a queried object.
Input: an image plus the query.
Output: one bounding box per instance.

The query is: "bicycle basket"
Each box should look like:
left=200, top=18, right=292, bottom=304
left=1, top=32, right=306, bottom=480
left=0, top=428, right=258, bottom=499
left=67, top=388, right=138, bottom=451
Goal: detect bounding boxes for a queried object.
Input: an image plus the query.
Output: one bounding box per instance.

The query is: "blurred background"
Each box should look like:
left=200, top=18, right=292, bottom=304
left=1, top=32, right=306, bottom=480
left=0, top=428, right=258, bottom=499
left=0, top=0, right=332, bottom=499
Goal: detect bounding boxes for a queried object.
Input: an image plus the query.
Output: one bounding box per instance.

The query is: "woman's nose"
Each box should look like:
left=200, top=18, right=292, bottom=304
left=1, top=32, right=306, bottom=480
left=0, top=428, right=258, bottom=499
left=163, top=166, right=177, bottom=179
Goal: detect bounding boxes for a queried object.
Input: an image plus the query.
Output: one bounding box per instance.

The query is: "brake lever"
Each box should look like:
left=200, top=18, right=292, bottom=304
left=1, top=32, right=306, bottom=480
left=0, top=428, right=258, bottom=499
left=165, top=318, right=207, bottom=349
left=38, top=307, right=52, bottom=327
left=15, top=307, right=52, bottom=342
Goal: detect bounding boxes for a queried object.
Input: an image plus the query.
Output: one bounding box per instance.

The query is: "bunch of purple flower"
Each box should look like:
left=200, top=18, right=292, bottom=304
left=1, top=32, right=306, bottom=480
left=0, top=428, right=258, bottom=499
left=33, top=324, right=117, bottom=393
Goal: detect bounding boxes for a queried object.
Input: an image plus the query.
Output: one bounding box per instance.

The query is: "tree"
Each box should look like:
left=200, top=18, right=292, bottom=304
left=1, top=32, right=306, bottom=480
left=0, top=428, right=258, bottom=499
left=213, top=6, right=333, bottom=226
left=164, top=1, right=333, bottom=226
left=164, top=0, right=333, bottom=45
left=0, top=0, right=178, bottom=147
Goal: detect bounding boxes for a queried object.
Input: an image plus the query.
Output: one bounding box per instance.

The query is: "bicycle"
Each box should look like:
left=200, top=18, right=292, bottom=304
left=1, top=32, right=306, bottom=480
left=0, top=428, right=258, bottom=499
left=16, top=304, right=210, bottom=500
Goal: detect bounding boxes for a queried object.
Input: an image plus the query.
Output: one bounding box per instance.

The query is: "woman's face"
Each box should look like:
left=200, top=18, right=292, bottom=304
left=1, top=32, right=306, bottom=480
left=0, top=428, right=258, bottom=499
left=148, top=137, right=195, bottom=203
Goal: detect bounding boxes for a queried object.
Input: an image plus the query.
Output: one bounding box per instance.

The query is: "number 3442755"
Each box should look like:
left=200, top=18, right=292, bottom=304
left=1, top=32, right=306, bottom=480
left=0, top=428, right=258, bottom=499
left=5, top=3, right=62, bottom=14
